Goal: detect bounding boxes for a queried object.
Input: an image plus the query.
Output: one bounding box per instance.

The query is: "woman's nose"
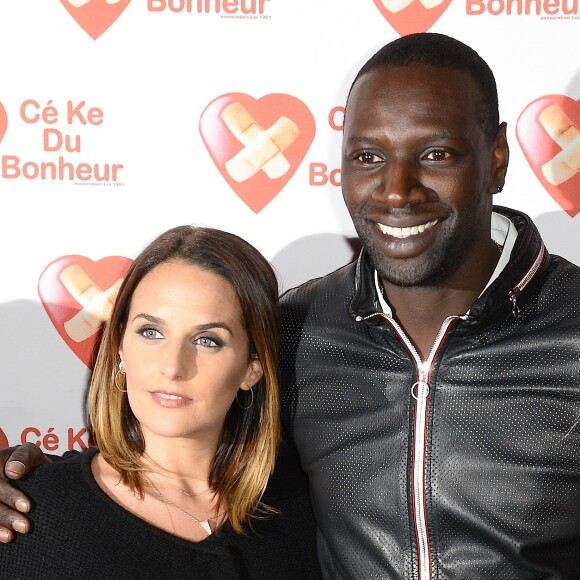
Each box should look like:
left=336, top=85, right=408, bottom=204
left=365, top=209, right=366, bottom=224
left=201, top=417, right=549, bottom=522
left=160, top=342, right=191, bottom=381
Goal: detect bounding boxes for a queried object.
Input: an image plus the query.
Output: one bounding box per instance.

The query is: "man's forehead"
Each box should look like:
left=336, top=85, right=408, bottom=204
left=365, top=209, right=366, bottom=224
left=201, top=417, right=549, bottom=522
left=351, top=66, right=473, bottom=93
left=348, top=68, right=474, bottom=113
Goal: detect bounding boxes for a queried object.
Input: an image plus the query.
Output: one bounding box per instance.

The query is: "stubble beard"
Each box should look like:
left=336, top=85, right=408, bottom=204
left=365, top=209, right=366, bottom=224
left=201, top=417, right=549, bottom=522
left=352, top=213, right=478, bottom=289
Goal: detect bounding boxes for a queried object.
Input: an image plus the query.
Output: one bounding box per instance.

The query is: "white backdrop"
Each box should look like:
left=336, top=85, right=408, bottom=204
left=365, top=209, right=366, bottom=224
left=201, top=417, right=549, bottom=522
left=0, top=0, right=578, bottom=451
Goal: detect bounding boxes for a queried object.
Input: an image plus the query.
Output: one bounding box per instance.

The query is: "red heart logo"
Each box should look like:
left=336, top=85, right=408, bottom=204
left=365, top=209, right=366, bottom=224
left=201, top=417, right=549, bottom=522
left=0, top=428, right=8, bottom=448
left=59, top=0, right=131, bottom=40
left=38, top=255, right=133, bottom=368
left=372, top=0, right=453, bottom=36
left=516, top=95, right=580, bottom=217
left=0, top=101, right=7, bottom=144
left=200, top=93, right=316, bottom=213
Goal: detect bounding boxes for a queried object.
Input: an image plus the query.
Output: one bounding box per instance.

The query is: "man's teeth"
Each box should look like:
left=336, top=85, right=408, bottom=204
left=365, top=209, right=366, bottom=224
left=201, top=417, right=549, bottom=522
left=377, top=219, right=438, bottom=239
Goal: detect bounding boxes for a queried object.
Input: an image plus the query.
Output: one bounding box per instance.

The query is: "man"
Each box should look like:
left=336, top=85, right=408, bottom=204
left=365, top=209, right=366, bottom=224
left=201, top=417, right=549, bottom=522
left=1, top=33, right=580, bottom=579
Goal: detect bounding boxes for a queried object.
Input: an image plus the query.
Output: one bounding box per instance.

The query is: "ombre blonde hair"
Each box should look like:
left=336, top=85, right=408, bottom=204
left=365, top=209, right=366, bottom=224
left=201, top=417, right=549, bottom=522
left=88, top=226, right=281, bottom=532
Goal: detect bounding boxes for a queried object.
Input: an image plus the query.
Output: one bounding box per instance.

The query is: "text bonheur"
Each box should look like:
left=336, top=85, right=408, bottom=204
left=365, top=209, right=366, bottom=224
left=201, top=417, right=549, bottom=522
left=148, top=0, right=270, bottom=13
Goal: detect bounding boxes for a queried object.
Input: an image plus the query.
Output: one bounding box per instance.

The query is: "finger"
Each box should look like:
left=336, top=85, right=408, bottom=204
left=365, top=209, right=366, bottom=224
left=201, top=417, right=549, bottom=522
left=0, top=511, right=31, bottom=543
left=0, top=528, right=14, bottom=543
left=0, top=443, right=47, bottom=538
left=0, top=448, right=33, bottom=540
left=2, top=443, right=50, bottom=480
left=0, top=464, right=31, bottom=514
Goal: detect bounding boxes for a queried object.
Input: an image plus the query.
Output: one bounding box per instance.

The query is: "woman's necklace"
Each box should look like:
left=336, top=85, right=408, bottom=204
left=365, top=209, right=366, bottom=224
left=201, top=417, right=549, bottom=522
left=143, top=473, right=226, bottom=536
left=141, top=452, right=213, bottom=497
left=158, top=475, right=212, bottom=499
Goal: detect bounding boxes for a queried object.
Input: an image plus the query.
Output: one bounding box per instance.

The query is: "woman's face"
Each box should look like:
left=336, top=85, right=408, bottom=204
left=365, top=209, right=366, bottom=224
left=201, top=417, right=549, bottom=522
left=119, top=260, right=262, bottom=447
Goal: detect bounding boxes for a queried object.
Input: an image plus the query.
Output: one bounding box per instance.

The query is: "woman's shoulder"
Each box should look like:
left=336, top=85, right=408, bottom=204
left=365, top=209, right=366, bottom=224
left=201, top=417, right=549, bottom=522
left=14, top=447, right=95, bottom=494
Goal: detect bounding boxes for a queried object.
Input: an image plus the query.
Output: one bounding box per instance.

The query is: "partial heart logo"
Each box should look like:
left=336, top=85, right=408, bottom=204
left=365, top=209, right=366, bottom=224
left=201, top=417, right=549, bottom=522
left=200, top=93, right=316, bottom=213
left=38, top=255, right=133, bottom=367
left=372, top=0, right=452, bottom=36
left=60, top=0, right=131, bottom=40
left=516, top=95, right=580, bottom=217
left=0, top=428, right=8, bottom=448
left=0, top=101, right=7, bottom=144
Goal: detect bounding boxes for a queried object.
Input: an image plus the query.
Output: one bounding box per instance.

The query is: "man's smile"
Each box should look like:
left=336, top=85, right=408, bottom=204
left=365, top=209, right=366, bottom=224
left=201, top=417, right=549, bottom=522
left=376, top=218, right=440, bottom=239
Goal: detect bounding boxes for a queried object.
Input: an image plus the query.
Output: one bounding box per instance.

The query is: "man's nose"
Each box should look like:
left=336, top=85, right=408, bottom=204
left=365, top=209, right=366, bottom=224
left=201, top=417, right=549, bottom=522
left=372, top=159, right=428, bottom=208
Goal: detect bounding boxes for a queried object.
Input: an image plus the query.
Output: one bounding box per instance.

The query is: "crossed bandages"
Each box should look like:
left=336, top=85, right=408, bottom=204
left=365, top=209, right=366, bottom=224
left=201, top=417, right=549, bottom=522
left=60, top=264, right=123, bottom=343
left=539, top=104, right=580, bottom=186
left=67, top=0, right=122, bottom=6
left=221, top=102, right=300, bottom=183
left=378, top=0, right=445, bottom=13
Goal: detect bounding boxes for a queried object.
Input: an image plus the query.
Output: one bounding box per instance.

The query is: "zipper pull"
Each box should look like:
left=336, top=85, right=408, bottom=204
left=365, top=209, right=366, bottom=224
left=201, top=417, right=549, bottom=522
left=411, top=380, right=430, bottom=400
left=508, top=287, right=522, bottom=320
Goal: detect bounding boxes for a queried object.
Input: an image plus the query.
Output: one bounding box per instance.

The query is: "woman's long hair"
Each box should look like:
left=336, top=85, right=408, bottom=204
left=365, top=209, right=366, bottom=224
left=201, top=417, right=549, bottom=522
left=88, top=226, right=281, bottom=532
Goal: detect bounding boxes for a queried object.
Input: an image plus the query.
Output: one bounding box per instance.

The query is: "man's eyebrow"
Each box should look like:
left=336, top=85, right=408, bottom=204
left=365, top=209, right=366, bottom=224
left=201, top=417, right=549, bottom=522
left=344, top=135, right=381, bottom=146
left=345, top=131, right=462, bottom=145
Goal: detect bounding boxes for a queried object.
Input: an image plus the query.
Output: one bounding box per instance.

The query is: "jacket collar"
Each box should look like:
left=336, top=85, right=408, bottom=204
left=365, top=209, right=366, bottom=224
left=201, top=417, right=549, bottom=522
left=350, top=206, right=547, bottom=322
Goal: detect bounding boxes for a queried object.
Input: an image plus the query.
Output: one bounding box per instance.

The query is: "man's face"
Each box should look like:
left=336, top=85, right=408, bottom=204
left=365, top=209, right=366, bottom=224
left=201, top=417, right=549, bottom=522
left=342, top=66, right=507, bottom=289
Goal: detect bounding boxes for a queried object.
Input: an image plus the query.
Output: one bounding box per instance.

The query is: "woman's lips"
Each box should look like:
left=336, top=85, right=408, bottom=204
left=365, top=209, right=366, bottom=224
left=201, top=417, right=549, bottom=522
left=150, top=391, right=192, bottom=408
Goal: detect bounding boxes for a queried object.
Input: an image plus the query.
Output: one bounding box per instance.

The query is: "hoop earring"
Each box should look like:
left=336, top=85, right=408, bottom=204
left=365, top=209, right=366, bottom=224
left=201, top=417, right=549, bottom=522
left=236, top=388, right=254, bottom=410
left=114, top=361, right=126, bottom=393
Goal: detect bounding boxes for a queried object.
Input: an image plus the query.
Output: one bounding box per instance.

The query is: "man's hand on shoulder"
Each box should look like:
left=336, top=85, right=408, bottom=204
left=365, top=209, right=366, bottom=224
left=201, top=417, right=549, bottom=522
left=0, top=443, right=50, bottom=542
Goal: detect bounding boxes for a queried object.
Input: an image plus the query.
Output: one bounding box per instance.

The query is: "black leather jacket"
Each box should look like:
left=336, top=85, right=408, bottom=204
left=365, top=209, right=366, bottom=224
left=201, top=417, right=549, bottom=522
left=281, top=207, right=580, bottom=579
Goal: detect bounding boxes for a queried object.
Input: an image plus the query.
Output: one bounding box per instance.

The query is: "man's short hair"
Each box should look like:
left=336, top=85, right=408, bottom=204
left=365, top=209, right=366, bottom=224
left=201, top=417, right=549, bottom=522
left=347, top=33, right=500, bottom=143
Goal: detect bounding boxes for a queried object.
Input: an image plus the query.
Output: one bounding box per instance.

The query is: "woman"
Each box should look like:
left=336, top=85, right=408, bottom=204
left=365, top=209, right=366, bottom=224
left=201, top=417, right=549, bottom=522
left=0, top=226, right=320, bottom=579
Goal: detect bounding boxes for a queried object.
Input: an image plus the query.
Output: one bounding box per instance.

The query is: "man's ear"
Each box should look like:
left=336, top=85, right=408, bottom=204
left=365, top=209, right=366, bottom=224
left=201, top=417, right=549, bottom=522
left=240, top=357, right=263, bottom=391
left=491, top=122, right=509, bottom=194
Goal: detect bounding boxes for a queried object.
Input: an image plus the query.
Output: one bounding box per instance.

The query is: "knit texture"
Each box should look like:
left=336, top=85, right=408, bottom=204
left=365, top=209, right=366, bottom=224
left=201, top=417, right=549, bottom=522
left=0, top=443, right=320, bottom=579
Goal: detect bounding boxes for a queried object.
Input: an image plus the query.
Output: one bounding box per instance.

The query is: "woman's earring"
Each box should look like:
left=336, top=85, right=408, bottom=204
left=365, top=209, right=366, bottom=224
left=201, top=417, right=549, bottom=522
left=495, top=185, right=503, bottom=193
left=114, top=361, right=127, bottom=393
left=236, top=388, right=254, bottom=410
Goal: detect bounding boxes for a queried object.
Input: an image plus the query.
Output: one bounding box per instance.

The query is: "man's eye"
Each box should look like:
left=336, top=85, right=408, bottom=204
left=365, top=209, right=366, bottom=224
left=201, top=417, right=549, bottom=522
left=425, top=150, right=450, bottom=161
left=356, top=152, right=382, bottom=164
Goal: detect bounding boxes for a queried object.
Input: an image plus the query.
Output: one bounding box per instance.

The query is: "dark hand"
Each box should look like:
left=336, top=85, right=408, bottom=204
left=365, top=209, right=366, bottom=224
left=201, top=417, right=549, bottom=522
left=0, top=443, right=50, bottom=542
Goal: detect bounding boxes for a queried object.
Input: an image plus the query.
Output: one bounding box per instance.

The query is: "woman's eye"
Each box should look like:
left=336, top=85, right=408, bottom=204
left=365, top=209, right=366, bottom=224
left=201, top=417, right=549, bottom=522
left=196, top=336, right=219, bottom=348
left=139, top=327, right=163, bottom=340
left=356, top=152, right=381, bottom=164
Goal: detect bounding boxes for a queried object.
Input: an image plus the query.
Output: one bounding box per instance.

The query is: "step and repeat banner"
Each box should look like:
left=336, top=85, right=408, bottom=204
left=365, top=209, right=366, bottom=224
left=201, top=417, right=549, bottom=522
left=0, top=1, right=578, bottom=452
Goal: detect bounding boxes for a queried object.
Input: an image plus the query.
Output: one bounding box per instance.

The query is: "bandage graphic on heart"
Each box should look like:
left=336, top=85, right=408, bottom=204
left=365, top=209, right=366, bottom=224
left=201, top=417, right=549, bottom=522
left=200, top=93, right=316, bottom=213
left=38, top=255, right=133, bottom=367
left=372, top=0, right=452, bottom=36
left=60, top=0, right=131, bottom=40
left=516, top=95, right=580, bottom=217
left=0, top=101, right=7, bottom=144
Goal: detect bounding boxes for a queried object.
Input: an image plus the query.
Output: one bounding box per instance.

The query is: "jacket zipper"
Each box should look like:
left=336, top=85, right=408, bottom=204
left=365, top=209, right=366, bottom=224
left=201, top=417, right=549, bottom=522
left=402, top=317, right=463, bottom=580
left=508, top=243, right=546, bottom=319
left=356, top=311, right=464, bottom=580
